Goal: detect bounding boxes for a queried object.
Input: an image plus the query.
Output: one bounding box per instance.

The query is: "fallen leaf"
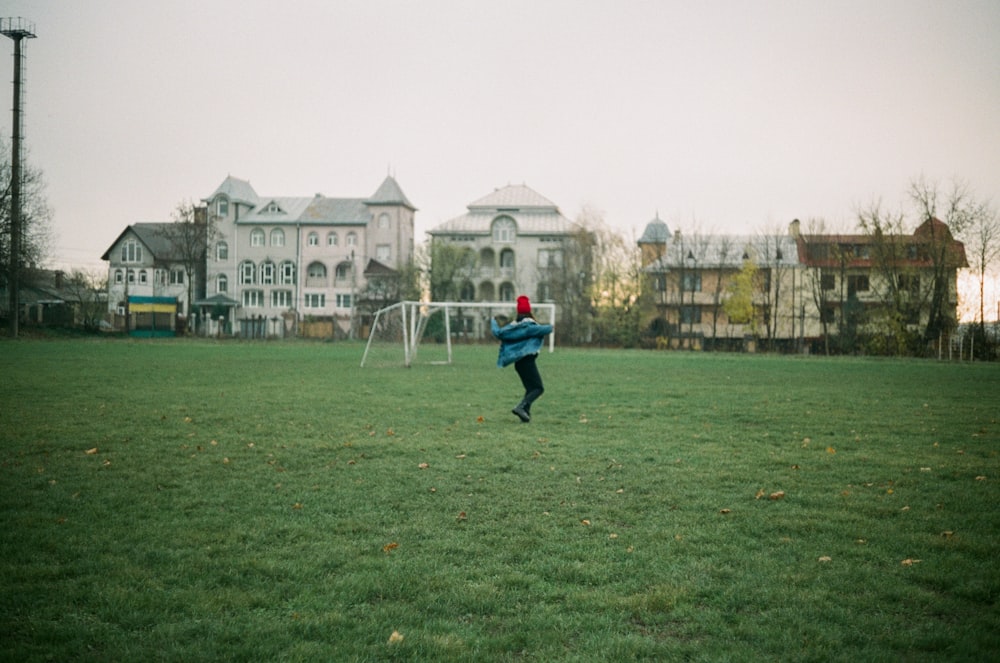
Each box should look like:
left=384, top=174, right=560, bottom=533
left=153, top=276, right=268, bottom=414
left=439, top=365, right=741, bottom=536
left=826, top=446, right=836, bottom=454
left=755, top=489, right=766, bottom=500
left=818, top=556, right=832, bottom=563
left=769, top=491, right=786, bottom=500
left=581, top=519, right=592, bottom=526
left=975, top=475, right=986, bottom=481
left=941, top=531, right=954, bottom=538
left=609, top=533, right=619, bottom=539
left=85, top=448, right=98, bottom=455
left=386, top=428, right=395, bottom=436
left=456, top=511, right=467, bottom=521
left=418, top=462, right=429, bottom=470
left=382, top=542, right=399, bottom=553
left=388, top=630, right=404, bottom=644
left=292, top=502, right=302, bottom=510
left=719, top=508, right=732, bottom=515
left=901, top=558, right=922, bottom=566
left=455, top=454, right=466, bottom=459
left=476, top=416, right=484, bottom=423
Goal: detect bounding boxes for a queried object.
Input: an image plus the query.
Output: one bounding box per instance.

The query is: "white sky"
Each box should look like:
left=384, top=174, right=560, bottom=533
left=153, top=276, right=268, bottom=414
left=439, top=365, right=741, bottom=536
left=3, top=0, right=1000, bottom=279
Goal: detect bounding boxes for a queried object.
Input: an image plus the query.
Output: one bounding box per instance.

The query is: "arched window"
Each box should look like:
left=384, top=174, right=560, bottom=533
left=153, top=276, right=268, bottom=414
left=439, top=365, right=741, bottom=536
left=479, top=282, right=495, bottom=301
left=306, top=261, right=327, bottom=287
left=335, top=261, right=353, bottom=285
left=217, top=274, right=228, bottom=293
left=260, top=261, right=275, bottom=285
left=216, top=196, right=229, bottom=217
left=239, top=260, right=256, bottom=284
left=279, top=261, right=296, bottom=285
left=327, top=231, right=338, bottom=246
left=307, top=232, right=319, bottom=247
left=346, top=232, right=357, bottom=247
left=121, top=239, right=143, bottom=263
left=216, top=241, right=228, bottom=261
left=479, top=247, right=495, bottom=268
left=492, top=216, right=516, bottom=243
left=500, top=248, right=515, bottom=271
left=270, top=228, right=285, bottom=247
left=114, top=269, right=124, bottom=284
left=250, top=228, right=265, bottom=247
left=459, top=281, right=475, bottom=301
left=499, top=282, right=515, bottom=301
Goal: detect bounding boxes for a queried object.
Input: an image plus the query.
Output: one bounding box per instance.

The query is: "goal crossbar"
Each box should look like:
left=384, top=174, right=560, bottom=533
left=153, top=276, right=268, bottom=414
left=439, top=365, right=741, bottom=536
left=361, top=301, right=556, bottom=367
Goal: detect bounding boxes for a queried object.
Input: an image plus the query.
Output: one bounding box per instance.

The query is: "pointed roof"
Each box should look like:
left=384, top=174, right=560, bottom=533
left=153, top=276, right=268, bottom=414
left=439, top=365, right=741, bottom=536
left=638, top=213, right=670, bottom=244
left=367, top=175, right=416, bottom=210
left=205, top=175, right=259, bottom=207
left=100, top=223, right=185, bottom=261
left=468, top=184, right=559, bottom=212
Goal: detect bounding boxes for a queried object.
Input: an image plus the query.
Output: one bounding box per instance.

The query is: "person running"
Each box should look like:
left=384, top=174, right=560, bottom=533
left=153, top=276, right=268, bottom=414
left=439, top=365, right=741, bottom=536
left=490, top=295, right=553, bottom=423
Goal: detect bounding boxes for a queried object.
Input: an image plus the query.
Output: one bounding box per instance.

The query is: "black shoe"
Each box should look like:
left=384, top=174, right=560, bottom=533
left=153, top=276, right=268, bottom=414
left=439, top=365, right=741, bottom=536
left=512, top=405, right=530, bottom=422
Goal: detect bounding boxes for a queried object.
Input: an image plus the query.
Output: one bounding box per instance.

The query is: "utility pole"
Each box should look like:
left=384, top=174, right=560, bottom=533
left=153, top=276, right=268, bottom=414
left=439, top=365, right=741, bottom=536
left=2, top=17, right=36, bottom=338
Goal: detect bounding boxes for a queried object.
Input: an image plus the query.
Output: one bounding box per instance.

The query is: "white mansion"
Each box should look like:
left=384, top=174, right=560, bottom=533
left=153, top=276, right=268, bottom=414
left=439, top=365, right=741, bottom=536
left=103, top=175, right=415, bottom=337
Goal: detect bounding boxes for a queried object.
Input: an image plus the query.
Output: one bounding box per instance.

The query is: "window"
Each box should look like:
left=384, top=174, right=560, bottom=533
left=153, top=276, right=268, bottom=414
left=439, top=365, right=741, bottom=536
left=127, top=270, right=136, bottom=284
left=346, top=232, right=357, bottom=247
left=847, top=275, right=870, bottom=296
left=378, top=213, right=390, bottom=229
left=217, top=197, right=229, bottom=217
left=306, top=261, right=327, bottom=287
left=121, top=239, right=143, bottom=263
left=271, top=290, right=292, bottom=308
left=335, top=261, right=353, bottom=284
left=682, top=273, right=702, bottom=292
left=138, top=270, right=148, bottom=285
left=499, top=249, right=515, bottom=270
left=821, top=272, right=836, bottom=291
left=898, top=274, right=920, bottom=294
left=327, top=232, right=338, bottom=246
left=114, top=269, right=123, bottom=284
left=459, top=281, right=475, bottom=301
left=260, top=261, right=275, bottom=285
left=376, top=244, right=391, bottom=262
left=170, top=268, right=185, bottom=285
left=680, top=306, right=702, bottom=324
left=270, top=229, right=285, bottom=247
left=492, top=216, right=516, bottom=243
left=304, top=293, right=326, bottom=308
left=537, top=283, right=551, bottom=302
left=308, top=232, right=319, bottom=246
left=538, top=248, right=563, bottom=268
left=250, top=228, right=265, bottom=247
left=217, top=274, right=228, bottom=293
left=336, top=293, right=352, bottom=308
left=239, top=261, right=256, bottom=284
left=280, top=261, right=296, bottom=285
left=265, top=201, right=281, bottom=213
left=242, top=290, right=264, bottom=307
left=216, top=241, right=228, bottom=261
left=499, top=282, right=515, bottom=301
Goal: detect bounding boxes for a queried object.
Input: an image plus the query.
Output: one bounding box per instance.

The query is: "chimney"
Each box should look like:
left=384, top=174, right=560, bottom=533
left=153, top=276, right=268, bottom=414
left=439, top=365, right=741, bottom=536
left=788, top=219, right=801, bottom=238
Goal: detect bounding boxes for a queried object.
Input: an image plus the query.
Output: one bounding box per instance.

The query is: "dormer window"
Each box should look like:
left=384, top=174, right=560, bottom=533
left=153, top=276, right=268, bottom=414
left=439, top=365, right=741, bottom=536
left=264, top=201, right=282, bottom=214
left=492, top=216, right=516, bottom=243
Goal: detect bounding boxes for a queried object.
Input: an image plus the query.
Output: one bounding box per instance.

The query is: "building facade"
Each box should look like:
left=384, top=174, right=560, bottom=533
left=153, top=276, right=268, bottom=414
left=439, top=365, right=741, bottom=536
left=426, top=184, right=585, bottom=334
left=640, top=217, right=967, bottom=352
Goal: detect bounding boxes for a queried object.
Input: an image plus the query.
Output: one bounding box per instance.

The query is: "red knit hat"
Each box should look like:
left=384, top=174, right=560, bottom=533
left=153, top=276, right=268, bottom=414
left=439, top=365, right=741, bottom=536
left=516, top=295, right=531, bottom=315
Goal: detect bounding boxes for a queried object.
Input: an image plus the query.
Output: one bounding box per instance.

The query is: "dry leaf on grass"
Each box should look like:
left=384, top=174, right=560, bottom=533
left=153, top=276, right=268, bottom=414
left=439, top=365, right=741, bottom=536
left=382, top=542, right=399, bottom=554
left=769, top=491, right=786, bottom=500
left=388, top=630, right=404, bottom=644
left=818, top=556, right=832, bottom=563
left=900, top=558, right=922, bottom=566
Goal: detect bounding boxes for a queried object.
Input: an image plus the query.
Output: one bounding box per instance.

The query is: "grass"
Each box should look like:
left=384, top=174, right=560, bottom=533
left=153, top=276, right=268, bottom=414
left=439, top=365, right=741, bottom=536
left=1, top=338, right=999, bottom=661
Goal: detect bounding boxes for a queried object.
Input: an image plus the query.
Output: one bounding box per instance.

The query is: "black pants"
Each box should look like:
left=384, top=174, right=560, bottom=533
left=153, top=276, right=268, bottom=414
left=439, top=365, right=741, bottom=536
left=514, top=353, right=544, bottom=412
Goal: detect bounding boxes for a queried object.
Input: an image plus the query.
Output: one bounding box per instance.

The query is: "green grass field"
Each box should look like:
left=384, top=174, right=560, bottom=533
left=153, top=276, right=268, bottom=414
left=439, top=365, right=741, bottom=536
left=2, top=339, right=998, bottom=661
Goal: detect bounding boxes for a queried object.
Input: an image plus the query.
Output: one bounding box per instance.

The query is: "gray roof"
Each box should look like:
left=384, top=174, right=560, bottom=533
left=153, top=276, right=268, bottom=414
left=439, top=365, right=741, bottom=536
left=101, top=223, right=185, bottom=261
left=638, top=215, right=670, bottom=244
left=206, top=175, right=259, bottom=207
left=429, top=184, right=579, bottom=236
left=367, top=175, right=416, bottom=210
left=647, top=234, right=801, bottom=271
left=468, top=184, right=559, bottom=211
left=240, top=197, right=316, bottom=224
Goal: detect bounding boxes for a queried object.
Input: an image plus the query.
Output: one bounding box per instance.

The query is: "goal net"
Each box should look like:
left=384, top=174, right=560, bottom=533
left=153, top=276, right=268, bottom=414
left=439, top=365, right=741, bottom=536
left=360, top=301, right=556, bottom=367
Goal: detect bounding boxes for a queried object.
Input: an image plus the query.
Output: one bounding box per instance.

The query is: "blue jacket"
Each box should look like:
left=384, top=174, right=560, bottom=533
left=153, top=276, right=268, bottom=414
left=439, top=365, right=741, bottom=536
left=491, top=317, right=553, bottom=367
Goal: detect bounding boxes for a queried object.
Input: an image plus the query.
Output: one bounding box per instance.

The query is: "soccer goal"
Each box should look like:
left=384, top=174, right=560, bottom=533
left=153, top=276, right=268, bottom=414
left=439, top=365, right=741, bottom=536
left=360, top=301, right=556, bottom=367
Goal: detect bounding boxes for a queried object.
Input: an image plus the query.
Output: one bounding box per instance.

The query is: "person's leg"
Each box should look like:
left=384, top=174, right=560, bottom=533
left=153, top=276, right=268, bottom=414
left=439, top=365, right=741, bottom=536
left=514, top=354, right=544, bottom=418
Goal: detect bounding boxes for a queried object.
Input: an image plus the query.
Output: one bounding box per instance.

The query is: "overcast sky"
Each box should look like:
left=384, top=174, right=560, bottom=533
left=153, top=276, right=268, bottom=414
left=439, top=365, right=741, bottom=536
left=4, top=0, right=999, bottom=274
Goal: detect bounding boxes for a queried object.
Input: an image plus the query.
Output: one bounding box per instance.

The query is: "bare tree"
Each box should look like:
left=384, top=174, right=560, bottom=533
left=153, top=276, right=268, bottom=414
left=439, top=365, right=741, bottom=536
left=541, top=218, right=594, bottom=345
left=156, top=202, right=215, bottom=319
left=0, top=139, right=52, bottom=293
left=963, top=201, right=1000, bottom=334
left=907, top=177, right=976, bottom=342
left=62, top=268, right=107, bottom=330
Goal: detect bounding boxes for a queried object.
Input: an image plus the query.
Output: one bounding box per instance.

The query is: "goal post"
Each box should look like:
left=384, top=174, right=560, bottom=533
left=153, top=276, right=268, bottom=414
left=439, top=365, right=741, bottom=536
left=361, top=301, right=556, bottom=367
